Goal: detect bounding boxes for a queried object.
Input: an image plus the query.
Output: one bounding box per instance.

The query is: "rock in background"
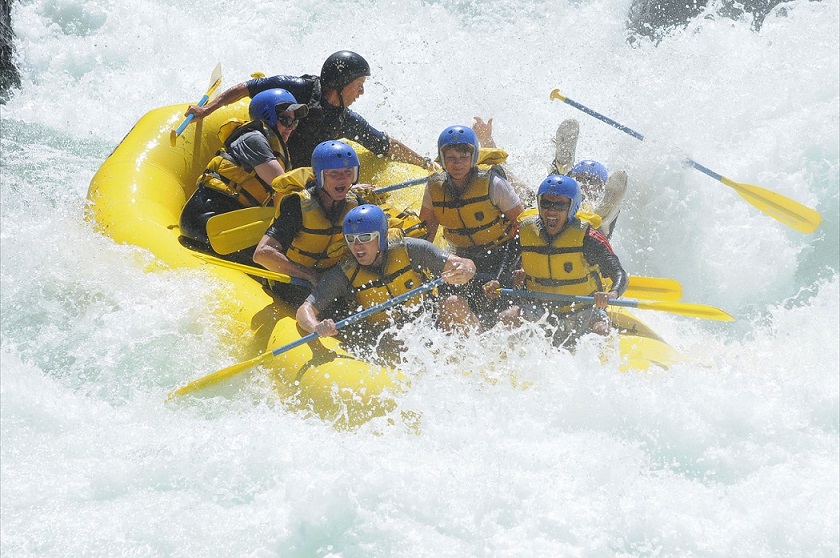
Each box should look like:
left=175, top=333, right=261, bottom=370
left=627, top=0, right=803, bottom=43
left=1, top=0, right=20, bottom=104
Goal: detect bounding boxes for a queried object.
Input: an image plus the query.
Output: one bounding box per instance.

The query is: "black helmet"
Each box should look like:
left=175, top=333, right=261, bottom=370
left=320, top=51, right=371, bottom=91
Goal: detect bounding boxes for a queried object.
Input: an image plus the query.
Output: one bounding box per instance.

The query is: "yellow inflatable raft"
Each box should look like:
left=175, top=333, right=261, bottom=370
left=86, top=102, right=683, bottom=429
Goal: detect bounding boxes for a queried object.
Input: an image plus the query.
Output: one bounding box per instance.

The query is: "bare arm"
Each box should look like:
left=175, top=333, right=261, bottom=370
left=418, top=205, right=439, bottom=243
left=504, top=204, right=524, bottom=224
left=295, top=301, right=338, bottom=337
left=475, top=122, right=533, bottom=203
left=388, top=138, right=437, bottom=170
left=253, top=235, right=318, bottom=286
left=185, top=82, right=250, bottom=120
left=253, top=159, right=286, bottom=192
left=440, top=254, right=476, bottom=285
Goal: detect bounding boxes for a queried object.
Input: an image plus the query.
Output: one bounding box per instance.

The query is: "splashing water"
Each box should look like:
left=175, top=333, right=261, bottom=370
left=2, top=0, right=837, bottom=555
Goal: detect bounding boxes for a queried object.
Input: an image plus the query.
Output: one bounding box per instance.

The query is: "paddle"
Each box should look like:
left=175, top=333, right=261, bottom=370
left=550, top=89, right=822, bottom=234
left=499, top=289, right=734, bottom=321
left=206, top=175, right=430, bottom=255
left=192, top=252, right=310, bottom=287
left=477, top=273, right=682, bottom=302
left=372, top=175, right=427, bottom=194
left=168, top=277, right=444, bottom=399
left=622, top=276, right=681, bottom=302
left=206, top=206, right=274, bottom=256
left=170, top=63, right=223, bottom=147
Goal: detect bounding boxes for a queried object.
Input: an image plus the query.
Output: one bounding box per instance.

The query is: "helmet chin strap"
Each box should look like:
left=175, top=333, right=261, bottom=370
left=316, top=185, right=343, bottom=214
left=322, top=85, right=346, bottom=110
left=336, top=86, right=347, bottom=111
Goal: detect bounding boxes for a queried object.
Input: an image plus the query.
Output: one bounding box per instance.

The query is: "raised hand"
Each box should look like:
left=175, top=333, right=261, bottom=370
left=472, top=116, right=496, bottom=148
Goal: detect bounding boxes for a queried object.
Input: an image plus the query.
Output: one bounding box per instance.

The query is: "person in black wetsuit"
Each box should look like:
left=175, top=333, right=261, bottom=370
left=185, top=50, right=434, bottom=171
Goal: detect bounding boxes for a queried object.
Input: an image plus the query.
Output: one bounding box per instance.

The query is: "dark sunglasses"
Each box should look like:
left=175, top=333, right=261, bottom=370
left=344, top=231, right=380, bottom=244
left=540, top=200, right=571, bottom=211
left=277, top=114, right=301, bottom=128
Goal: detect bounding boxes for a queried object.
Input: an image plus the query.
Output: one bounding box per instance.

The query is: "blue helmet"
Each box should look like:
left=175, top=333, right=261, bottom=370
left=569, top=160, right=608, bottom=184
left=437, top=125, right=479, bottom=167
left=311, top=140, right=360, bottom=188
left=249, top=88, right=304, bottom=129
left=537, top=175, right=581, bottom=224
left=343, top=204, right=388, bottom=253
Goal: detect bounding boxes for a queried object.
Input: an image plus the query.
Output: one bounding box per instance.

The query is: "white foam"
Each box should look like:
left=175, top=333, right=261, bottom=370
left=2, top=0, right=838, bottom=554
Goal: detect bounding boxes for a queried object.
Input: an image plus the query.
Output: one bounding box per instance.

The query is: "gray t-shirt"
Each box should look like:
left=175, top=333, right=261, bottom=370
left=227, top=130, right=277, bottom=172
left=306, top=237, right=450, bottom=313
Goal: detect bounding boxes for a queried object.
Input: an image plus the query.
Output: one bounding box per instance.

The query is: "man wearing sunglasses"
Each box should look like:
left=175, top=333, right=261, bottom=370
left=473, top=117, right=627, bottom=239
left=484, top=175, right=628, bottom=345
left=296, top=205, right=480, bottom=344
left=180, top=88, right=308, bottom=258
left=184, top=51, right=434, bottom=171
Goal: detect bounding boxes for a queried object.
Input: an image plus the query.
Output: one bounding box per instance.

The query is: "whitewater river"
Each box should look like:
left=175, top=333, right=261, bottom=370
left=2, top=0, right=838, bottom=555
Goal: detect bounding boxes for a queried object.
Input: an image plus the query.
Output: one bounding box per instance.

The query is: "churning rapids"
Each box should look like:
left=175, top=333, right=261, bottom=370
left=1, top=0, right=838, bottom=556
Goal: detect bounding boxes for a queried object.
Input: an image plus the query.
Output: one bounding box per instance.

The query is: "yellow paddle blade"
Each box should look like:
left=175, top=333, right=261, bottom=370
left=167, top=352, right=271, bottom=400
left=517, top=207, right=538, bottom=222
left=633, top=300, right=735, bottom=321
left=206, top=206, right=275, bottom=255
left=500, top=288, right=731, bottom=321
left=551, top=88, right=822, bottom=234
left=723, top=177, right=822, bottom=234
left=626, top=276, right=682, bottom=302
left=192, top=252, right=301, bottom=285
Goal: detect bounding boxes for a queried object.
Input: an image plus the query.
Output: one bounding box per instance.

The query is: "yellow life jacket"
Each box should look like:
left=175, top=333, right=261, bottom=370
left=340, top=230, right=427, bottom=326
left=197, top=119, right=290, bottom=208
left=337, top=184, right=427, bottom=240
left=285, top=189, right=362, bottom=271
left=271, top=167, right=313, bottom=206
left=476, top=147, right=509, bottom=168
left=519, top=215, right=603, bottom=312
left=381, top=203, right=426, bottom=239
left=427, top=169, right=515, bottom=250
left=272, top=169, right=428, bottom=240
left=575, top=204, right=603, bottom=230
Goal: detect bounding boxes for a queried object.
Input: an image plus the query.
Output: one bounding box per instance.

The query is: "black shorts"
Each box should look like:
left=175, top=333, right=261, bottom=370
left=180, top=186, right=243, bottom=245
